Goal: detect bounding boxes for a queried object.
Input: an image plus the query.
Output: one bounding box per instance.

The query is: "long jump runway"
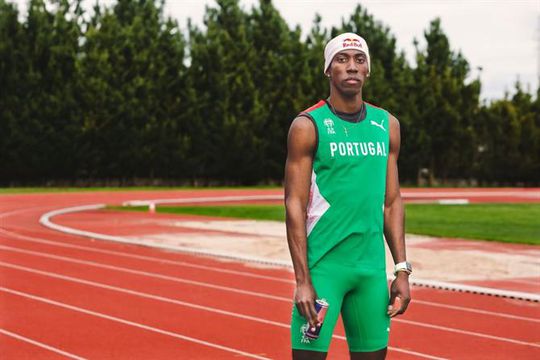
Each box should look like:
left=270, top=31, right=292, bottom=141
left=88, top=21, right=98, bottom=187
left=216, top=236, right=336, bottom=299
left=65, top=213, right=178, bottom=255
left=0, top=189, right=539, bottom=359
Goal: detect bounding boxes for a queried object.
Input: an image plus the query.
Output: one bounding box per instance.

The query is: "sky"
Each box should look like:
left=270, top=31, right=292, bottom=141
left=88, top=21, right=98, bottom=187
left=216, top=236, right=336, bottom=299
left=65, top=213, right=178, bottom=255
left=11, top=0, right=540, bottom=100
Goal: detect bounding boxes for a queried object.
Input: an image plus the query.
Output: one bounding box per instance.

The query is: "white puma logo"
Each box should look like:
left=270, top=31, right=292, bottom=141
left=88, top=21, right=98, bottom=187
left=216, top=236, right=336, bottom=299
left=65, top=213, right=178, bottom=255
left=370, top=119, right=386, bottom=132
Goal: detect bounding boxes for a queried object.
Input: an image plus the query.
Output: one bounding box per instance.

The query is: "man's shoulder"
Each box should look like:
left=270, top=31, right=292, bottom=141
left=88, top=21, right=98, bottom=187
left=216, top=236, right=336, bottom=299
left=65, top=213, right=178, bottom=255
left=365, top=102, right=399, bottom=122
left=290, top=115, right=315, bottom=133
left=300, top=100, right=326, bottom=115
left=365, top=101, right=389, bottom=114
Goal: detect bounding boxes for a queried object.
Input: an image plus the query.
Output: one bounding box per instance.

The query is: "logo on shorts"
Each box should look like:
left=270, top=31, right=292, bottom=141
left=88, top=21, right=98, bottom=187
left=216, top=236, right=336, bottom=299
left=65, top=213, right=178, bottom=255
left=300, top=324, right=311, bottom=344
left=324, top=118, right=335, bottom=135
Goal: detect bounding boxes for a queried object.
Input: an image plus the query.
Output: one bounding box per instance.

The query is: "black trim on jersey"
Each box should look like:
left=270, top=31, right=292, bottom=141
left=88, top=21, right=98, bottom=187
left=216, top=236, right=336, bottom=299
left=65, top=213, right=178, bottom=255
left=324, top=99, right=367, bottom=123
left=298, top=112, right=319, bottom=156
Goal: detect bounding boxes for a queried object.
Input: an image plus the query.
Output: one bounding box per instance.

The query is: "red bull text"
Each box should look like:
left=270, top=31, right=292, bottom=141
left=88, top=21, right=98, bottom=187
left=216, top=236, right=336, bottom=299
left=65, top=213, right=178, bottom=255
left=304, top=299, right=329, bottom=340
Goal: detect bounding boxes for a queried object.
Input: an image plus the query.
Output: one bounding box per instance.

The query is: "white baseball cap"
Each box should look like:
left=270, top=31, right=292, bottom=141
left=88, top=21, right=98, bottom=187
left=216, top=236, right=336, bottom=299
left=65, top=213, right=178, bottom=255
left=323, top=32, right=371, bottom=75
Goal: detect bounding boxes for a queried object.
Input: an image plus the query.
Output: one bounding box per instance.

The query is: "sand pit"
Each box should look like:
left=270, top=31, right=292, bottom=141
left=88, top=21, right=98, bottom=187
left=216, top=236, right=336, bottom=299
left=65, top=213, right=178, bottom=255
left=127, top=219, right=540, bottom=283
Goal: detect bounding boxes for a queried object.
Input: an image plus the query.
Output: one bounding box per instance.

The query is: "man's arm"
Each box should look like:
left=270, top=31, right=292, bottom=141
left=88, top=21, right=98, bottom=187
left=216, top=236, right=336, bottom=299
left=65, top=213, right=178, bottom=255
left=384, top=115, right=411, bottom=317
left=284, top=115, right=319, bottom=328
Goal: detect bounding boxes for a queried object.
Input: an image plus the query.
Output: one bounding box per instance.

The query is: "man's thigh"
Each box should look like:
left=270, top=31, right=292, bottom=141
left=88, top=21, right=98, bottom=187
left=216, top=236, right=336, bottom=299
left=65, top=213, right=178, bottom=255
left=292, top=349, right=328, bottom=360
left=290, top=262, right=348, bottom=353
left=341, top=270, right=390, bottom=353
left=350, top=348, right=387, bottom=360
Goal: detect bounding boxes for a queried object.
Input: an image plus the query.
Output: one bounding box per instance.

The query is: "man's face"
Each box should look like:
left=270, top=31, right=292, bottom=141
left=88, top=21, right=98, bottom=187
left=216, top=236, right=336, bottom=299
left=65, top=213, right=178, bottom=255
left=327, top=49, right=368, bottom=97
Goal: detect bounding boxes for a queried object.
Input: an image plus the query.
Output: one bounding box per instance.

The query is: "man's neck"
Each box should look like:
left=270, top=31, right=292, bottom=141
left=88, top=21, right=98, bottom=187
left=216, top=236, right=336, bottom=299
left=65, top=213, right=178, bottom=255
left=327, top=92, right=363, bottom=114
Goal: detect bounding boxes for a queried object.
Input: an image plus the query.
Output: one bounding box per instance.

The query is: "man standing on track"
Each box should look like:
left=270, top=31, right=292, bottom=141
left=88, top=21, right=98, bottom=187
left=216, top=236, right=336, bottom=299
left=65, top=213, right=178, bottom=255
left=284, top=33, right=412, bottom=360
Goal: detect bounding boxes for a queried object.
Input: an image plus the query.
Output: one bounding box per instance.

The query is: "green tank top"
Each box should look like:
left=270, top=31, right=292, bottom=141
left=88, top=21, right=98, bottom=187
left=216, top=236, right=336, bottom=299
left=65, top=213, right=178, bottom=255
left=300, top=100, right=390, bottom=269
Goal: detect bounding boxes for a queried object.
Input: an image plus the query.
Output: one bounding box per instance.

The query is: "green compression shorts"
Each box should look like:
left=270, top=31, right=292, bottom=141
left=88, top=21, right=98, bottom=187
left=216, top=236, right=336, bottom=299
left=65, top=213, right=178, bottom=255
left=290, top=235, right=390, bottom=353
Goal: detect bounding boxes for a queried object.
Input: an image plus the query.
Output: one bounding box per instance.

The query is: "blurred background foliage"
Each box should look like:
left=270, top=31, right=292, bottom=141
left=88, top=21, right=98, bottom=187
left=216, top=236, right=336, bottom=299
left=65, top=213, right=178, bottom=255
left=1, top=0, right=538, bottom=186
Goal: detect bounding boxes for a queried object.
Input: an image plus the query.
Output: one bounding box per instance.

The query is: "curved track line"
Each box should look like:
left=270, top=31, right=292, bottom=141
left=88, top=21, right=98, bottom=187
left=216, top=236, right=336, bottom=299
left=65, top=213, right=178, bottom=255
left=123, top=195, right=284, bottom=206
left=0, top=328, right=86, bottom=360
left=2, top=228, right=538, bottom=323
left=1, top=246, right=537, bottom=349
left=39, top=202, right=540, bottom=302
left=0, top=287, right=271, bottom=360
left=0, top=206, right=53, bottom=219
left=0, top=227, right=293, bottom=283
left=0, top=245, right=288, bottom=301
left=0, top=261, right=447, bottom=360
left=397, top=318, right=540, bottom=348
left=410, top=299, right=540, bottom=323
left=40, top=203, right=291, bottom=268
left=0, top=261, right=289, bottom=328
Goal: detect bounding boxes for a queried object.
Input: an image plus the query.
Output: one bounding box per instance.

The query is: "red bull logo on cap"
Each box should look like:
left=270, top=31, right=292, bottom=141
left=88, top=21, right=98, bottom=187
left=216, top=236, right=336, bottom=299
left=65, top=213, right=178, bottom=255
left=342, top=38, right=362, bottom=49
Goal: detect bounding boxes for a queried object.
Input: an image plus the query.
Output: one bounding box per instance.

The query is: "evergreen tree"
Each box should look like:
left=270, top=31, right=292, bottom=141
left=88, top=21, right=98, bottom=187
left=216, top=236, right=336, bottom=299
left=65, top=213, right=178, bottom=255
left=411, top=19, right=480, bottom=184
left=188, top=0, right=265, bottom=184
left=0, top=0, right=537, bottom=185
left=78, top=0, right=188, bottom=181
left=0, top=0, right=25, bottom=183
left=247, top=0, right=308, bottom=180
left=1, top=0, right=82, bottom=184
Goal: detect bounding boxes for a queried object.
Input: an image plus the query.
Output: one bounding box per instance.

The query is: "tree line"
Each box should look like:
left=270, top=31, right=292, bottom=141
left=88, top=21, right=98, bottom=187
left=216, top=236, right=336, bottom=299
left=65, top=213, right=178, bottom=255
left=1, top=0, right=538, bottom=186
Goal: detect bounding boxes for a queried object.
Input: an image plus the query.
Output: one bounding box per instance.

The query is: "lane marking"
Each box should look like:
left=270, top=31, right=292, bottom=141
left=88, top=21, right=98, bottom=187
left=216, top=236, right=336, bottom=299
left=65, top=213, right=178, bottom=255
left=37, top=202, right=540, bottom=302
left=0, top=244, right=288, bottom=301
left=121, top=191, right=540, bottom=205
left=0, top=286, right=271, bottom=360
left=0, top=206, right=52, bottom=219
left=504, top=278, right=540, bottom=286
left=1, top=237, right=538, bottom=324
left=0, top=260, right=289, bottom=327
left=411, top=299, right=540, bottom=323
left=40, top=203, right=291, bottom=268
left=123, top=195, right=284, bottom=206
left=0, top=227, right=294, bottom=283
left=2, top=250, right=539, bottom=349
left=402, top=191, right=540, bottom=199
left=0, top=328, right=87, bottom=360
left=397, top=318, right=540, bottom=348
left=0, top=261, right=445, bottom=360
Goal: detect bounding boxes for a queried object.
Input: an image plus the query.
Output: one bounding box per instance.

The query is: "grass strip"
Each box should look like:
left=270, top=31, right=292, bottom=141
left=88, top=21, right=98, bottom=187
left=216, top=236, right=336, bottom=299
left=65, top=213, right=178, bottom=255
left=107, top=203, right=539, bottom=245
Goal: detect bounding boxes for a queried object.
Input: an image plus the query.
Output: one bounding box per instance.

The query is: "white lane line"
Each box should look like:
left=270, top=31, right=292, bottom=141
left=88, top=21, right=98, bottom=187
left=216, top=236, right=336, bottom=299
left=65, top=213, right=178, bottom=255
left=401, top=191, right=540, bottom=198
left=1, top=250, right=539, bottom=350
left=505, top=278, right=540, bottom=286
left=123, top=195, right=284, bottom=206
left=411, top=299, right=540, bottom=323
left=0, top=260, right=289, bottom=328
left=0, top=261, right=444, bottom=360
left=0, top=244, right=289, bottom=302
left=0, top=286, right=270, bottom=360
left=38, top=203, right=540, bottom=302
left=1, top=234, right=539, bottom=324
left=121, top=191, right=540, bottom=204
left=397, top=318, right=540, bottom=348
left=0, top=328, right=87, bottom=360
left=40, top=203, right=292, bottom=269
left=0, top=206, right=49, bottom=219
left=0, top=227, right=294, bottom=283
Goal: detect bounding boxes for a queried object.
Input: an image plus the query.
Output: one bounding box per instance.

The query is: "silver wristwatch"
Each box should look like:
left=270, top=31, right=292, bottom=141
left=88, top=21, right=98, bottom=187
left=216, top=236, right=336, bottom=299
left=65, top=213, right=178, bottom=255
left=394, top=261, right=412, bottom=275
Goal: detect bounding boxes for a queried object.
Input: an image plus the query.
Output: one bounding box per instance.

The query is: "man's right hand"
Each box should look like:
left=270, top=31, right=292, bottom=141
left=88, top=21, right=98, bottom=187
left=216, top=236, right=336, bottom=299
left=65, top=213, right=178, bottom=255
left=294, top=282, right=319, bottom=329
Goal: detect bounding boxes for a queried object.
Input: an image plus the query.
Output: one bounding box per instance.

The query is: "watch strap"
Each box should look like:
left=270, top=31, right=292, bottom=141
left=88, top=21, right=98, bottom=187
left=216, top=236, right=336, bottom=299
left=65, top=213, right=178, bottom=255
left=394, top=261, right=412, bottom=275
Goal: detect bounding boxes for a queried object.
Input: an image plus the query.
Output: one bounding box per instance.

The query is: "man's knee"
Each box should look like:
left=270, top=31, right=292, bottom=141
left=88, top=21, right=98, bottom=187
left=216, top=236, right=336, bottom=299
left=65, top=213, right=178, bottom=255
left=350, top=347, right=387, bottom=360
left=292, top=349, right=328, bottom=360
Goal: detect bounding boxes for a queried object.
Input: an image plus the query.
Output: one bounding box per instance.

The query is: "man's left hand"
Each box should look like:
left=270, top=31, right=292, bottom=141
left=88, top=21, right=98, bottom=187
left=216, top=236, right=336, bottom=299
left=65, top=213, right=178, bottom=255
left=387, top=272, right=411, bottom=317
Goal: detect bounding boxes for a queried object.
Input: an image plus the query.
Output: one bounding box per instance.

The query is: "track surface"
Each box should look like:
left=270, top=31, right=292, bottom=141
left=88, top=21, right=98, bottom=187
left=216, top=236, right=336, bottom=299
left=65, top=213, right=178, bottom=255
left=1, top=188, right=539, bottom=359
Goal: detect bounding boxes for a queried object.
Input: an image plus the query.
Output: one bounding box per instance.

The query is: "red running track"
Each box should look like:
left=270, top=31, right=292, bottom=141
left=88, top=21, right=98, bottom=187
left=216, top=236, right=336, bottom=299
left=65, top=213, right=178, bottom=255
left=1, top=189, right=539, bottom=359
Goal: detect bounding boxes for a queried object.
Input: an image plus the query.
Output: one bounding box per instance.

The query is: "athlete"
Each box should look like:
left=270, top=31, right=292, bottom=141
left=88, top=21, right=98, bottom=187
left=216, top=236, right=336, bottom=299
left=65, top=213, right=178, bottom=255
left=285, top=33, right=411, bottom=360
